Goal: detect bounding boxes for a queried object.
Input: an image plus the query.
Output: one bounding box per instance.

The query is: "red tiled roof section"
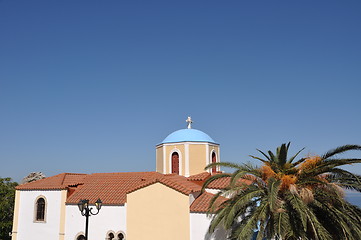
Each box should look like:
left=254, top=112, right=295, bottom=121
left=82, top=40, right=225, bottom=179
left=16, top=173, right=87, bottom=190
left=66, top=172, right=202, bottom=205
left=67, top=172, right=161, bottom=205
left=187, top=172, right=211, bottom=181
left=158, top=174, right=202, bottom=194
left=206, top=177, right=232, bottom=189
left=190, top=192, right=228, bottom=213
left=206, top=176, right=252, bottom=189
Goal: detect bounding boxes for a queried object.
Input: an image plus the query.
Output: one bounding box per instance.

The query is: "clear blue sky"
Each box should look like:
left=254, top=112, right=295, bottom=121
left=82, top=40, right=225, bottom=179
left=0, top=0, right=360, bottom=183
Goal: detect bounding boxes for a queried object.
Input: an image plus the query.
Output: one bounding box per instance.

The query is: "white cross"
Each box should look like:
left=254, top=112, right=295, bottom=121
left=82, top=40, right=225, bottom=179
left=186, top=116, right=193, bottom=129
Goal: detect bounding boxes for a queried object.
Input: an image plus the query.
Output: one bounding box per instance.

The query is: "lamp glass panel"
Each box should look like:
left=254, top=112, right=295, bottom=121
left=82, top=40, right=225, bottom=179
left=95, top=198, right=102, bottom=210
left=77, top=200, right=84, bottom=212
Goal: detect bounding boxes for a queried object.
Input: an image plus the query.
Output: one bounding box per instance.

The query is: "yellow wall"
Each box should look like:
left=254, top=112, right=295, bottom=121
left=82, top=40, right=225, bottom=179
left=156, top=146, right=163, bottom=173
left=165, top=144, right=185, bottom=175
left=189, top=144, right=207, bottom=175
left=11, top=190, right=21, bottom=240
left=209, top=145, right=219, bottom=156
left=126, top=183, right=190, bottom=240
left=208, top=145, right=220, bottom=172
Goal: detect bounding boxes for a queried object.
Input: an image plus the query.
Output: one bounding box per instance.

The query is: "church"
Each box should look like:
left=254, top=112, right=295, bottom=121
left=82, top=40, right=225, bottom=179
left=11, top=118, right=229, bottom=240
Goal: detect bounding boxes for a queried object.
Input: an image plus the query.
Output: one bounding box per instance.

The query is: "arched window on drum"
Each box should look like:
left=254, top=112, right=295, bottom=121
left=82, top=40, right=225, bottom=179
left=211, top=152, right=217, bottom=173
left=171, top=152, right=179, bottom=174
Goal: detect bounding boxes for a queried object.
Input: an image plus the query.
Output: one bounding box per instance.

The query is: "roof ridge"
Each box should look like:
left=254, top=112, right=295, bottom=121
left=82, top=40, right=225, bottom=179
left=62, top=173, right=88, bottom=175
left=126, top=178, right=158, bottom=194
left=16, top=172, right=88, bottom=190
left=89, top=171, right=158, bottom=175
left=187, top=172, right=211, bottom=181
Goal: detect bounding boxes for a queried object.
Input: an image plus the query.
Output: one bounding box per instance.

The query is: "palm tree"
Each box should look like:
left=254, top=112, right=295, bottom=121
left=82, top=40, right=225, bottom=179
left=203, top=143, right=361, bottom=240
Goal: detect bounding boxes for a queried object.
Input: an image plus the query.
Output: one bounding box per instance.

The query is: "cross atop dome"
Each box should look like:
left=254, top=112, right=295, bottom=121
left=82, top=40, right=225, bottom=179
left=186, top=116, right=193, bottom=129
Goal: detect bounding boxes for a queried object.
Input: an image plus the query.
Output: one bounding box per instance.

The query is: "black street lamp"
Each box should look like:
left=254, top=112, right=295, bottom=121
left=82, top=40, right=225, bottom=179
left=77, top=198, right=102, bottom=240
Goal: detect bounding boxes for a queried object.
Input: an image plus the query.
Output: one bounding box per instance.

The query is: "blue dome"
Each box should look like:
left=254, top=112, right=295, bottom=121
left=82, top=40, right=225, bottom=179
left=161, top=129, right=217, bottom=144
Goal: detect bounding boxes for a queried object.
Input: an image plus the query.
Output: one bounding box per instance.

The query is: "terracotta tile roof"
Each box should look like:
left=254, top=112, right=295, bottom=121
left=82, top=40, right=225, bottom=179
left=66, top=172, right=159, bottom=205
left=206, top=176, right=251, bottom=189
left=161, top=174, right=202, bottom=193
left=206, top=177, right=232, bottom=189
left=66, top=172, right=202, bottom=205
left=16, top=173, right=87, bottom=190
left=16, top=171, right=249, bottom=207
left=187, top=172, right=211, bottom=181
left=190, top=192, right=228, bottom=213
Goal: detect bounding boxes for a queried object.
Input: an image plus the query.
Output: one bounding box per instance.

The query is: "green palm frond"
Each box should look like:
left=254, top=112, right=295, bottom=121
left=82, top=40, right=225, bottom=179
left=253, top=143, right=305, bottom=174
left=208, top=204, right=232, bottom=232
left=268, top=150, right=277, bottom=163
left=277, top=143, right=288, bottom=165
left=285, top=192, right=308, bottom=232
left=274, top=211, right=292, bottom=239
left=204, top=161, right=244, bottom=171
left=290, top=157, right=307, bottom=168
left=249, top=155, right=268, bottom=164
left=267, top=178, right=281, bottom=212
left=256, top=149, right=271, bottom=161
left=322, top=145, right=361, bottom=159
left=229, top=164, right=261, bottom=187
left=306, top=158, right=361, bottom=177
left=312, top=198, right=361, bottom=240
left=203, top=143, right=361, bottom=240
left=232, top=201, right=269, bottom=240
left=288, top=148, right=305, bottom=164
left=326, top=168, right=361, bottom=191
left=202, top=172, right=231, bottom=192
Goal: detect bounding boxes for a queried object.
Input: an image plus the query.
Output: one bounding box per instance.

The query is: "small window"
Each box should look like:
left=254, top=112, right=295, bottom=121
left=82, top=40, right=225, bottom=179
left=171, top=152, right=179, bottom=174
left=76, top=235, right=85, bottom=240
left=35, top=197, right=46, bottom=221
left=117, top=233, right=125, bottom=240
left=212, top=152, right=217, bottom=173
left=108, top=233, right=115, bottom=240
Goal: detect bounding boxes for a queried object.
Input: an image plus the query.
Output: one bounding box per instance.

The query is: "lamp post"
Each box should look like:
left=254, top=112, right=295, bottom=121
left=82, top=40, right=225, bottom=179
left=77, top=198, right=102, bottom=240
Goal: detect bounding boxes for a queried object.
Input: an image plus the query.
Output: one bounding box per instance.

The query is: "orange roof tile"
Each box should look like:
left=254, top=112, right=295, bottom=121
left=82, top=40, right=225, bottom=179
left=16, top=173, right=87, bottom=190
left=190, top=192, right=228, bottom=213
left=157, top=174, right=202, bottom=194
left=187, top=172, right=211, bottom=181
left=206, top=177, right=232, bottom=189
left=206, top=176, right=251, bottom=189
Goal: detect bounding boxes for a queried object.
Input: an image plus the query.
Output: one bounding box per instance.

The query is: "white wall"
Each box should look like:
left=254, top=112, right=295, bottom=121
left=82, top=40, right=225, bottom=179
left=16, top=190, right=64, bottom=240
left=190, top=213, right=228, bottom=240
left=65, top=204, right=127, bottom=240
